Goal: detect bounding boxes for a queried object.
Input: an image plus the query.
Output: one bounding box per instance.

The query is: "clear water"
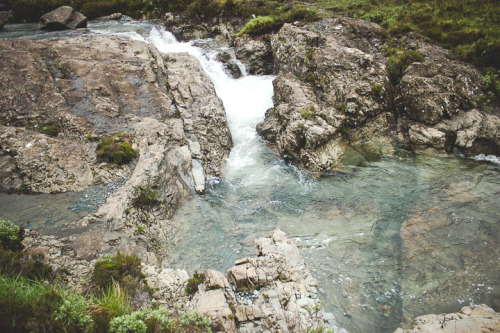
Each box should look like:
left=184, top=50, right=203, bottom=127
left=2, top=21, right=499, bottom=333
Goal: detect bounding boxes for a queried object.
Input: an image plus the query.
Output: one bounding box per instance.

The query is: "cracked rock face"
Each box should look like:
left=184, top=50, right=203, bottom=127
left=257, top=17, right=499, bottom=170
left=394, top=304, right=500, bottom=333
left=0, top=35, right=231, bottom=264
left=185, top=230, right=344, bottom=333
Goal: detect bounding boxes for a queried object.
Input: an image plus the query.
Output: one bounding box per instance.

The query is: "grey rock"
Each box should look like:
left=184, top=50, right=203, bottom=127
left=40, top=6, right=87, bottom=31
left=394, top=304, right=500, bottom=333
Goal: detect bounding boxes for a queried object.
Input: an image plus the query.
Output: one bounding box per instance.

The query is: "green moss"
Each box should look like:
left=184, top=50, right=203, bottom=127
left=41, top=123, right=59, bottom=137
left=92, top=252, right=143, bottom=295
left=386, top=49, right=424, bottom=84
left=371, top=83, right=384, bottom=97
left=136, top=186, right=160, bottom=207
left=0, top=219, right=24, bottom=252
left=300, top=105, right=316, bottom=120
left=185, top=270, right=205, bottom=296
left=96, top=133, right=136, bottom=165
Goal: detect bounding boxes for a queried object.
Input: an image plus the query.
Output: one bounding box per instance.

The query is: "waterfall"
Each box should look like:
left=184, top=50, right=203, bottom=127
left=147, top=27, right=276, bottom=185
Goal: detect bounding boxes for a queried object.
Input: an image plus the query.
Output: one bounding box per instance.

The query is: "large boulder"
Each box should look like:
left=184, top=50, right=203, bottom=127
left=40, top=6, right=87, bottom=31
left=256, top=17, right=498, bottom=171
left=257, top=18, right=392, bottom=170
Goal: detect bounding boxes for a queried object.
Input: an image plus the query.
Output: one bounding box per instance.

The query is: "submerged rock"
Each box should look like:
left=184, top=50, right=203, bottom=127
left=185, top=230, right=344, bottom=333
left=394, top=304, right=500, bottom=333
left=40, top=6, right=87, bottom=31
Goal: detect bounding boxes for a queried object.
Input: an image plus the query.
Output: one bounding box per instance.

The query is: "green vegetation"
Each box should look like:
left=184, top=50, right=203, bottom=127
left=0, top=229, right=212, bottom=333
left=371, top=83, right=384, bottom=97
left=136, top=185, right=161, bottom=207
left=0, top=219, right=24, bottom=251
left=109, top=308, right=211, bottom=333
left=40, top=123, right=60, bottom=137
left=185, top=270, right=205, bottom=296
left=386, top=49, right=424, bottom=84
left=236, top=4, right=320, bottom=36
left=300, top=106, right=316, bottom=120
left=96, top=132, right=136, bottom=165
left=92, top=252, right=143, bottom=295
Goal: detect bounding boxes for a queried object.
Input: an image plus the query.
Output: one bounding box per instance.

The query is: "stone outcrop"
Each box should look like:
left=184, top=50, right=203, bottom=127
left=257, top=18, right=393, bottom=170
left=394, top=304, right=500, bottom=333
left=0, top=35, right=231, bottom=264
left=0, top=36, right=231, bottom=194
left=256, top=17, right=499, bottom=170
left=39, top=6, right=87, bottom=31
left=233, top=36, right=274, bottom=75
left=185, top=230, right=344, bottom=333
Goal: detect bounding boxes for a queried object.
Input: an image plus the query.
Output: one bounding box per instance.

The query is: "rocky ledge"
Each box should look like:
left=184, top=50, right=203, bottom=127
left=25, top=229, right=343, bottom=333
left=394, top=304, right=500, bottom=333
left=0, top=34, right=232, bottom=263
left=256, top=17, right=499, bottom=170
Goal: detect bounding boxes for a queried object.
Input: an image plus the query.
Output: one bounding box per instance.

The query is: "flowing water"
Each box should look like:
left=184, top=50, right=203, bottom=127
left=2, top=21, right=500, bottom=332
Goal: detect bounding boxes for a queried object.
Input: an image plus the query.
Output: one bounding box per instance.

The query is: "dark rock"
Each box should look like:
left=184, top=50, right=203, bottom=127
left=216, top=51, right=242, bottom=78
left=234, top=36, right=274, bottom=75
left=40, top=6, right=87, bottom=31
left=257, top=17, right=498, bottom=170
left=0, top=11, right=8, bottom=31
left=107, top=13, right=122, bottom=20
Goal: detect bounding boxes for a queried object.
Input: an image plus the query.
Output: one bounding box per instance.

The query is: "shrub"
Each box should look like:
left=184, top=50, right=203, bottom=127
left=0, top=248, right=54, bottom=281
left=386, top=49, right=424, bottom=84
left=110, top=308, right=211, bottom=333
left=0, top=219, right=24, bottom=251
left=54, top=292, right=94, bottom=332
left=91, top=283, right=132, bottom=333
left=96, top=133, right=136, bottom=165
left=185, top=270, right=205, bottom=296
left=92, top=252, right=143, bottom=294
left=136, top=186, right=161, bottom=207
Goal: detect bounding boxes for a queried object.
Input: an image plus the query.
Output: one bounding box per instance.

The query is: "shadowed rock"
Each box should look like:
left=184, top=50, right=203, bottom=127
left=40, top=6, right=87, bottom=31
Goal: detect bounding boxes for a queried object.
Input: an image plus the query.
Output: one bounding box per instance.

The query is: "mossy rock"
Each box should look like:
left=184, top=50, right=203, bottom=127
left=0, top=219, right=24, bottom=252
left=92, top=252, right=143, bottom=295
left=185, top=270, right=205, bottom=296
left=96, top=133, right=136, bottom=165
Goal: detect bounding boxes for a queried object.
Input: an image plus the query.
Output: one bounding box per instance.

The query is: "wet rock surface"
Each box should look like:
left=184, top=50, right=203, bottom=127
left=257, top=17, right=499, bottom=170
left=185, top=230, right=344, bottom=333
left=24, top=228, right=343, bottom=332
left=39, top=6, right=87, bottom=31
left=0, top=34, right=232, bottom=265
left=394, top=304, right=500, bottom=333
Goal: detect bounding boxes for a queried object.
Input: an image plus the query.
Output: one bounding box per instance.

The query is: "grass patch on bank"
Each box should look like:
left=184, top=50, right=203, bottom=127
left=317, top=0, right=500, bottom=104
left=0, top=218, right=212, bottom=332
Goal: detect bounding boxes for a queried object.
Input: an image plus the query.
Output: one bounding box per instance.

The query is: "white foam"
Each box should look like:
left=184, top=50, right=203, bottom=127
left=473, top=154, right=500, bottom=165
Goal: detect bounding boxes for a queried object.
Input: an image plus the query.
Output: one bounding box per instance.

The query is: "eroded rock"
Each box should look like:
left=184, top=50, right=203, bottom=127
left=394, top=304, right=500, bottom=333
left=184, top=230, right=343, bottom=333
left=40, top=6, right=87, bottom=31
left=257, top=17, right=499, bottom=170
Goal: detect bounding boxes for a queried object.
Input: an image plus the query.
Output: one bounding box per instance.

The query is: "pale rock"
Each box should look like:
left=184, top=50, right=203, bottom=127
left=394, top=304, right=500, bottom=333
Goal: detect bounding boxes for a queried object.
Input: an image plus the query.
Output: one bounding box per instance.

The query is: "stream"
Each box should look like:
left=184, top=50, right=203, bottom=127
left=1, top=20, right=500, bottom=332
